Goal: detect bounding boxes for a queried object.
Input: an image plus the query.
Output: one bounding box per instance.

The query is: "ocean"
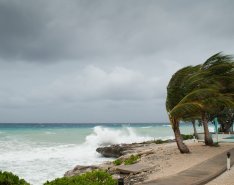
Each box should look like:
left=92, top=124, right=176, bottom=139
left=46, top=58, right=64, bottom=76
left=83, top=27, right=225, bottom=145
left=0, top=123, right=200, bottom=185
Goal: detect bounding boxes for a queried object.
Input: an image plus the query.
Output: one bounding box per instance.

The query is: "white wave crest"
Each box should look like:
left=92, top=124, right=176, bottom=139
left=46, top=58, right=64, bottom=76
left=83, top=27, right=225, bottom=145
left=85, top=126, right=153, bottom=146
left=0, top=126, right=154, bottom=185
left=162, top=124, right=171, bottom=127
left=0, top=141, right=106, bottom=185
left=140, top=126, right=152, bottom=129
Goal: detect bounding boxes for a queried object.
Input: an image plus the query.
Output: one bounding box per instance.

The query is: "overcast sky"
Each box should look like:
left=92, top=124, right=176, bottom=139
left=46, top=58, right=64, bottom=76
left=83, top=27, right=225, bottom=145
left=0, top=0, right=234, bottom=123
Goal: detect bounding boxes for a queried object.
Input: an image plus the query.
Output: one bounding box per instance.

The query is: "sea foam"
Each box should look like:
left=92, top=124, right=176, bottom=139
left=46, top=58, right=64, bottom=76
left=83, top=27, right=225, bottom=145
left=85, top=126, right=153, bottom=146
left=0, top=126, right=153, bottom=185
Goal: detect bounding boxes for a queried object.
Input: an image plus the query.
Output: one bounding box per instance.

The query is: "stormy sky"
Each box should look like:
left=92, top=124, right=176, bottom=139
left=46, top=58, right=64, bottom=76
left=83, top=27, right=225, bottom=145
left=0, top=0, right=234, bottom=123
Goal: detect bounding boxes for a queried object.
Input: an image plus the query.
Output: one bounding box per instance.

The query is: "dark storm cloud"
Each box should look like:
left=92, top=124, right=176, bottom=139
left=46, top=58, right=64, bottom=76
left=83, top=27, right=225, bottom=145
left=0, top=0, right=234, bottom=122
left=1, top=0, right=234, bottom=63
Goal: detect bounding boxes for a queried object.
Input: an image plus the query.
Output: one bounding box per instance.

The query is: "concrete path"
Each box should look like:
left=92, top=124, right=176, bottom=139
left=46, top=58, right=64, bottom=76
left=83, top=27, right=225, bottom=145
left=206, top=166, right=234, bottom=185
left=142, top=148, right=234, bottom=185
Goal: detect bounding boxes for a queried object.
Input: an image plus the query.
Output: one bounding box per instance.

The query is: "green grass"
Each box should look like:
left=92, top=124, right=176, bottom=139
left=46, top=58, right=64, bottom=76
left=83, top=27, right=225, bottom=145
left=124, top=155, right=140, bottom=165
left=113, top=155, right=140, bottom=166
left=113, top=159, right=122, bottom=166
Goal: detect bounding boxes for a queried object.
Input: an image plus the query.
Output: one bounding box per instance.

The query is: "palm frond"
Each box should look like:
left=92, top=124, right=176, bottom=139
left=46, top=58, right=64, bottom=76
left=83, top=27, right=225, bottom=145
left=202, top=52, right=233, bottom=70
left=169, top=102, right=203, bottom=119
left=179, top=88, right=220, bottom=104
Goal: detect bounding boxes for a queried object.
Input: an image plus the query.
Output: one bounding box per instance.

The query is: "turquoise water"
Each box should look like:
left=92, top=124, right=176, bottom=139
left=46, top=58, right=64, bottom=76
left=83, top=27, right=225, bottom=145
left=223, top=136, right=234, bottom=139
left=0, top=123, right=196, bottom=185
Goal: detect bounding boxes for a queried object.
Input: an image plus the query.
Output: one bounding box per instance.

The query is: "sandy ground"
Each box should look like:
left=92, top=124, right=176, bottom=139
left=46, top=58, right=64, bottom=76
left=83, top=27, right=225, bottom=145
left=138, top=141, right=234, bottom=182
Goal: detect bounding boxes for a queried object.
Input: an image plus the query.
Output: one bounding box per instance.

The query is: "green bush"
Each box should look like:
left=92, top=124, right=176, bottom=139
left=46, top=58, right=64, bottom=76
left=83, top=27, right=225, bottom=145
left=154, top=139, right=165, bottom=144
left=113, top=159, right=122, bottom=166
left=181, top=134, right=193, bottom=140
left=124, top=155, right=140, bottom=165
left=0, top=171, right=30, bottom=185
left=44, top=170, right=117, bottom=185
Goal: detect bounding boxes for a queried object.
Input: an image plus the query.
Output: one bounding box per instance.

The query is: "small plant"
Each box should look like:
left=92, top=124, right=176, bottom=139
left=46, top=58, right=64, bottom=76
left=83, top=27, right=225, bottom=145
left=0, top=171, right=30, bottom=185
left=113, top=155, right=141, bottom=166
left=181, top=134, right=193, bottom=140
left=124, top=155, right=140, bottom=165
left=154, top=139, right=165, bottom=144
left=44, top=170, right=117, bottom=185
left=113, top=159, right=122, bottom=166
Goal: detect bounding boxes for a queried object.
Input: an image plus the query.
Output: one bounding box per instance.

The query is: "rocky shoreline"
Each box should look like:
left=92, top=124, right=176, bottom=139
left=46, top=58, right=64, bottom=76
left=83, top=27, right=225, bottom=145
left=65, top=139, right=175, bottom=184
left=95, top=140, right=174, bottom=158
left=64, top=139, right=234, bottom=185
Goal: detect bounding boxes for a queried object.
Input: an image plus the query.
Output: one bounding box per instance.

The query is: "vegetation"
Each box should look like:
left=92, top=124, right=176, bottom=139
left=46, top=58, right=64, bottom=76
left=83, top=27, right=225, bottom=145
left=166, top=52, right=234, bottom=153
left=0, top=171, right=30, bottom=185
left=113, top=159, right=122, bottom=166
left=181, top=134, right=193, bottom=140
left=113, top=154, right=140, bottom=166
left=124, top=155, right=140, bottom=165
left=44, top=170, right=117, bottom=185
left=154, top=139, right=164, bottom=144
left=218, top=108, right=234, bottom=132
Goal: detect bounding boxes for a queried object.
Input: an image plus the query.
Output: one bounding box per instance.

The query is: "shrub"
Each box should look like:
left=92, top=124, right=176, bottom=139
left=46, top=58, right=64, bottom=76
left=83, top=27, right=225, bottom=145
left=154, top=139, right=165, bottom=144
left=44, top=170, right=117, bottom=185
left=181, top=134, right=193, bottom=140
left=0, top=171, right=30, bottom=185
left=113, top=159, right=122, bottom=166
left=124, top=155, right=140, bottom=165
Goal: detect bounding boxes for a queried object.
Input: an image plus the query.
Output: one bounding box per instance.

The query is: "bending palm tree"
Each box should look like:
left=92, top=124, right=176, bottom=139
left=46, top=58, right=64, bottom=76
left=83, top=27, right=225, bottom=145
left=166, top=53, right=234, bottom=151
left=166, top=66, right=201, bottom=153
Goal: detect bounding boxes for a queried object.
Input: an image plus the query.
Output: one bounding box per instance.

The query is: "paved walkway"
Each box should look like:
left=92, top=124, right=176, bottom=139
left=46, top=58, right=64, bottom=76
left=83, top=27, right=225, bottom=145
left=142, top=148, right=234, bottom=185
left=206, top=167, right=234, bottom=185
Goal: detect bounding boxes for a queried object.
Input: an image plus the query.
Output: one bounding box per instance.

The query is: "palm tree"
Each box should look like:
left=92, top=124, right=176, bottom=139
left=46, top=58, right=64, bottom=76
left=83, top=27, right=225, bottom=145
left=170, top=77, right=233, bottom=143
left=167, top=53, right=234, bottom=151
left=218, top=108, right=234, bottom=132
left=166, top=66, right=201, bottom=153
left=199, top=53, right=234, bottom=144
left=191, top=120, right=198, bottom=139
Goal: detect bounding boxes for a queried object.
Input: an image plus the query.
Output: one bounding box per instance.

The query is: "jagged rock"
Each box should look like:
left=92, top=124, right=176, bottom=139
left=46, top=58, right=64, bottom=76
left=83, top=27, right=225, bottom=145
left=96, top=140, right=174, bottom=158
left=96, top=144, right=131, bottom=158
left=64, top=165, right=100, bottom=177
left=96, top=143, right=142, bottom=158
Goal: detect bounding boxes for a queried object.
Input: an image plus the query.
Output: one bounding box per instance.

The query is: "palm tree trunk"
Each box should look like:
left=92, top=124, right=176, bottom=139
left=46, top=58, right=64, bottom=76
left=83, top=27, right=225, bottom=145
left=192, top=120, right=198, bottom=139
left=172, top=118, right=190, bottom=153
left=202, top=113, right=213, bottom=146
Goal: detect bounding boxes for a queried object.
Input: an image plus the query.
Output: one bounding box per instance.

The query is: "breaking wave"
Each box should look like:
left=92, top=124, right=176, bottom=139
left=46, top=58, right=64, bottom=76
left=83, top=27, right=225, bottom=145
left=85, top=126, right=153, bottom=146
left=0, top=126, right=153, bottom=185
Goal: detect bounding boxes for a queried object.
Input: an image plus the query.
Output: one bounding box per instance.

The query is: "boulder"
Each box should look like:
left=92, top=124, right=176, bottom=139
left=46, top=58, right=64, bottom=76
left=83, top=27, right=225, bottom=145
left=96, top=144, right=133, bottom=158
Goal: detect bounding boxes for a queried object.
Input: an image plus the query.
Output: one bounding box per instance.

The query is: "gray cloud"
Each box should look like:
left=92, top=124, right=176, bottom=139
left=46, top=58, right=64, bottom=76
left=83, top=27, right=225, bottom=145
left=1, top=0, right=234, bottom=63
left=0, top=0, right=233, bottom=122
